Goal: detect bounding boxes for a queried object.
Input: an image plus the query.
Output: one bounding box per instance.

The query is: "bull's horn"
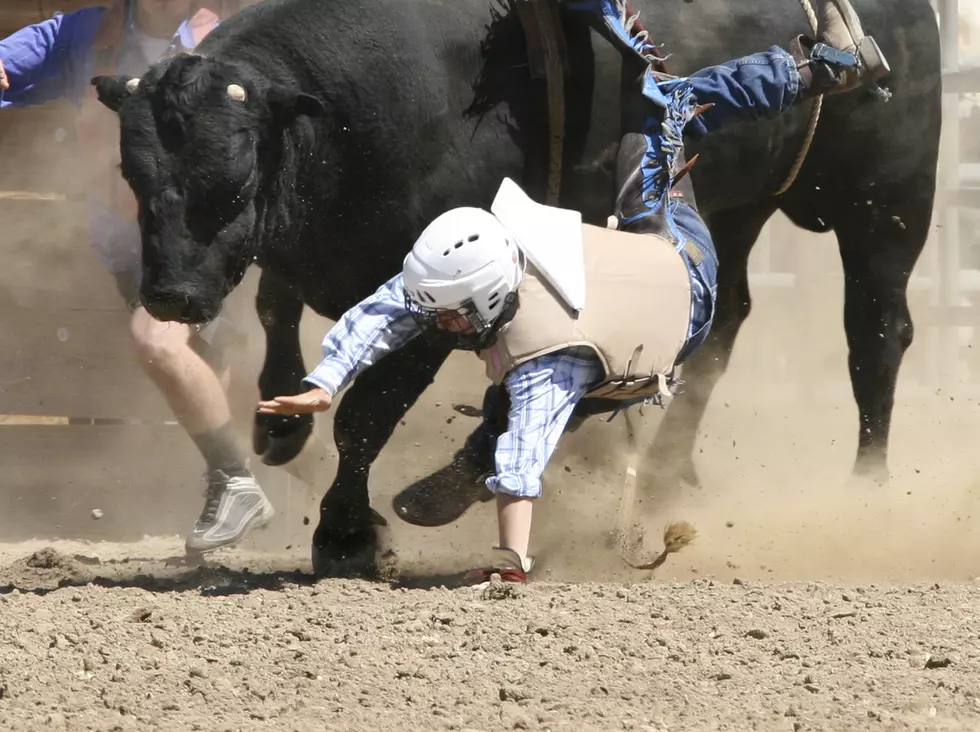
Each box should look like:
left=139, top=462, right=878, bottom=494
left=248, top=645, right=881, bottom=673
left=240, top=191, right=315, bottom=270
left=126, top=77, right=140, bottom=93
left=227, top=84, right=247, bottom=101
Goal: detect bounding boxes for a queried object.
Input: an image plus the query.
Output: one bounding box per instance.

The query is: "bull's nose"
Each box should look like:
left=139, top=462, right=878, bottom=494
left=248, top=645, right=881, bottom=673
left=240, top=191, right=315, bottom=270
left=140, top=290, right=206, bottom=324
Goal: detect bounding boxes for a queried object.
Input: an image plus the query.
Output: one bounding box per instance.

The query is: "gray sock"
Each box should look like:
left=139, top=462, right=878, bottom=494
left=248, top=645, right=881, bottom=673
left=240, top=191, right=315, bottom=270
left=190, top=422, right=251, bottom=478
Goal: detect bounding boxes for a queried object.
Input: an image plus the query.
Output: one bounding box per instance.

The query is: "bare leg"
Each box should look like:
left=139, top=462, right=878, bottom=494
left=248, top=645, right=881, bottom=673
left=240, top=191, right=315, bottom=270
left=129, top=305, right=274, bottom=554
left=497, top=494, right=533, bottom=559
left=130, top=306, right=231, bottom=435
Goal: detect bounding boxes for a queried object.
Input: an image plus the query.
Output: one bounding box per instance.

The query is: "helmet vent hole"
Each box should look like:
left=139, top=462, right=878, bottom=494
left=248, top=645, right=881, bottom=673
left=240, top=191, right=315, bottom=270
left=467, top=234, right=480, bottom=242
left=454, top=240, right=464, bottom=249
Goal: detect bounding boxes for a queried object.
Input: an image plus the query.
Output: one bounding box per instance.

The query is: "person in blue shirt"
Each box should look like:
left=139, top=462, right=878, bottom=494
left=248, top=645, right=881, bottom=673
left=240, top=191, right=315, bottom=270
left=0, top=0, right=275, bottom=557
left=257, top=0, right=890, bottom=582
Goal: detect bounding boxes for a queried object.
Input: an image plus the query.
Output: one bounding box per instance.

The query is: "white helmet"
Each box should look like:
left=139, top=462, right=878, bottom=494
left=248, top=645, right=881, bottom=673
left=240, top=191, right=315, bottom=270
left=402, top=206, right=524, bottom=345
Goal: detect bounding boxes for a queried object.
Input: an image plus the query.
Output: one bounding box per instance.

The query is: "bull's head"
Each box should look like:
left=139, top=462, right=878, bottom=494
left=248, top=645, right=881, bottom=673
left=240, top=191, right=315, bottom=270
left=92, top=54, right=326, bottom=324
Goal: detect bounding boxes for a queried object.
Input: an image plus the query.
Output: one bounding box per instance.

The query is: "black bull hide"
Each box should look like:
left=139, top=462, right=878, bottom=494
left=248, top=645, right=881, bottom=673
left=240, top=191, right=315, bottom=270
left=93, top=0, right=942, bottom=577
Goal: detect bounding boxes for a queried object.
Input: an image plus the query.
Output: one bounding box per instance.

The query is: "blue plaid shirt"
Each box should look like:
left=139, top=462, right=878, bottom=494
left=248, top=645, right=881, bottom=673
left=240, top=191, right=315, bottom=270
left=303, top=273, right=605, bottom=499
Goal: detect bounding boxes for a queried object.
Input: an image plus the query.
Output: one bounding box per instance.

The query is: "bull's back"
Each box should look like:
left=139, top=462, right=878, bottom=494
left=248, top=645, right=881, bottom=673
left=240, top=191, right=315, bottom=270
left=197, top=0, right=941, bottom=219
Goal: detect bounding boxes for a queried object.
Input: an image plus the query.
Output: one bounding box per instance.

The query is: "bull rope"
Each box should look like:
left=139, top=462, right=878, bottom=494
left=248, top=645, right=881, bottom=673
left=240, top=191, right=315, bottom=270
left=776, top=0, right=823, bottom=196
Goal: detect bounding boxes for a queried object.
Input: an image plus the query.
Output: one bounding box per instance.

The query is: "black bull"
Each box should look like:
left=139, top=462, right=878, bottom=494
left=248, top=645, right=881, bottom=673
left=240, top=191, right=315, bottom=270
left=92, top=0, right=942, bottom=576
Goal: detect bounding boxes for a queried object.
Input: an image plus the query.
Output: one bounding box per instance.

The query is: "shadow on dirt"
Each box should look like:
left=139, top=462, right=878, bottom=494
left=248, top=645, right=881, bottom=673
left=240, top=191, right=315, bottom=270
left=0, top=546, right=489, bottom=596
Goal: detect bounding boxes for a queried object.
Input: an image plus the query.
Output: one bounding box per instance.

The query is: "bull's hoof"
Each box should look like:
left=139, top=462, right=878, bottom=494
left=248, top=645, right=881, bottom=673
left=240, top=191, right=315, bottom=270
left=392, top=457, right=495, bottom=527
left=647, top=458, right=701, bottom=494
left=253, top=412, right=314, bottom=467
left=849, top=460, right=890, bottom=488
left=311, top=510, right=395, bottom=580
left=674, top=458, right=701, bottom=492
left=631, top=459, right=700, bottom=518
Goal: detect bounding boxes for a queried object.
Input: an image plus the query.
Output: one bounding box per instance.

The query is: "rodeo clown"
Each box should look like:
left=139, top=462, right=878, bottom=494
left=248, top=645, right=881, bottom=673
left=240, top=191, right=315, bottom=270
left=258, top=0, right=890, bottom=582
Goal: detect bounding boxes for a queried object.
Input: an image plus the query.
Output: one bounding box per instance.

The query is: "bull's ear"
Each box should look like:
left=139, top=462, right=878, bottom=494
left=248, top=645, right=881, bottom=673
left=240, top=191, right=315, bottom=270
left=267, top=85, right=327, bottom=121
left=91, top=74, right=138, bottom=112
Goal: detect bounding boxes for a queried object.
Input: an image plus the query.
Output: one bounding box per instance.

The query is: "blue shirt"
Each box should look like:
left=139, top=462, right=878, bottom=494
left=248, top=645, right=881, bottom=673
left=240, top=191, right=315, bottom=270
left=0, top=4, right=213, bottom=109
left=0, top=7, right=108, bottom=108
left=1, top=4, right=218, bottom=271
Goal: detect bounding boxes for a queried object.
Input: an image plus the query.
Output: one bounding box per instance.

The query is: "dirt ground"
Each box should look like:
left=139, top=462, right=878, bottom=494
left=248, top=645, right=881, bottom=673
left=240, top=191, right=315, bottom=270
left=2, top=542, right=980, bottom=732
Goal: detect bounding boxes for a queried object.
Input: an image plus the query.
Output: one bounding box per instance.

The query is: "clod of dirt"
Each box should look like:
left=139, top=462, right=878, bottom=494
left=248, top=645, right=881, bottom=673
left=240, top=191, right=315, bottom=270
left=25, top=547, right=72, bottom=570
left=2, top=547, right=92, bottom=589
left=746, top=629, right=768, bottom=640
left=924, top=654, right=953, bottom=669
left=482, top=575, right=523, bottom=600
left=499, top=686, right=529, bottom=702
left=129, top=607, right=155, bottom=623
left=91, top=509, right=103, bottom=520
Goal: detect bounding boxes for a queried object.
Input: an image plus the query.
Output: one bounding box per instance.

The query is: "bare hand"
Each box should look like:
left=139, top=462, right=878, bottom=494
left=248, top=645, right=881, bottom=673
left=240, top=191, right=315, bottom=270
left=0, top=59, right=9, bottom=91
left=257, top=387, right=332, bottom=415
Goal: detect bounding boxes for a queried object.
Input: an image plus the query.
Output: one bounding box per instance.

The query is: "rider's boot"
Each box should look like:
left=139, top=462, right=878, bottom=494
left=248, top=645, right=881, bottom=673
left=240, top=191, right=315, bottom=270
left=791, top=0, right=890, bottom=98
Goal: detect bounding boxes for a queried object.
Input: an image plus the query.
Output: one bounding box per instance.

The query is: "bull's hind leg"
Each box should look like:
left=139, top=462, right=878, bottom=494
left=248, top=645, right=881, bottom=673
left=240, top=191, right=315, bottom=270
left=313, top=336, right=454, bottom=578
left=832, top=185, right=931, bottom=483
left=637, top=202, right=776, bottom=506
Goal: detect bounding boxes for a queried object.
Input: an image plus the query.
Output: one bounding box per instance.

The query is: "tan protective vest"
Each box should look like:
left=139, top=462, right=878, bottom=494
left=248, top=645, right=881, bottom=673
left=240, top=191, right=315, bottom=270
left=477, top=223, right=693, bottom=402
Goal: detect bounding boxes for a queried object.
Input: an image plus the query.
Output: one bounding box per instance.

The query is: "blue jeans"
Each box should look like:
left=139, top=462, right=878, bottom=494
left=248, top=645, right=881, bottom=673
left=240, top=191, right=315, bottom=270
left=664, top=47, right=802, bottom=138
left=622, top=48, right=801, bottom=363
left=568, top=0, right=804, bottom=360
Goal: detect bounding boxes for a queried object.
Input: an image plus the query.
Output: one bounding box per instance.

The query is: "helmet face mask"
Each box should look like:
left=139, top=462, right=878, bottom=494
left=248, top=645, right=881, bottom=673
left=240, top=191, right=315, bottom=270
left=403, top=290, right=518, bottom=351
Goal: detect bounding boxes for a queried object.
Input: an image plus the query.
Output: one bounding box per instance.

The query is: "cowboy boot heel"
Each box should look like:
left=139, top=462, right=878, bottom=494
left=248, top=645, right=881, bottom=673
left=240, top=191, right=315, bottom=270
left=856, top=35, right=890, bottom=81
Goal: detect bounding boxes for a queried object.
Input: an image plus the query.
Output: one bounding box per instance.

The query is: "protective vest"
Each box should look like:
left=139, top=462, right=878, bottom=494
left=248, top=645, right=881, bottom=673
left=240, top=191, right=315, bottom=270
left=477, top=223, right=693, bottom=403
left=73, top=0, right=234, bottom=219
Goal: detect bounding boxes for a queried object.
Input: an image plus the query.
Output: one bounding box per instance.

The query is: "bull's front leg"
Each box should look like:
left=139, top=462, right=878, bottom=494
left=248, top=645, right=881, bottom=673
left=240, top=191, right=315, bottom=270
left=254, top=269, right=314, bottom=465
left=314, top=334, right=454, bottom=579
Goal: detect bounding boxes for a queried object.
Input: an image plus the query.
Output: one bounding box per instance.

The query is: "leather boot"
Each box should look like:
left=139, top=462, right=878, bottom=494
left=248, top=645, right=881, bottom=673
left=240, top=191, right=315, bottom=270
left=817, top=0, right=889, bottom=80
left=790, top=0, right=890, bottom=98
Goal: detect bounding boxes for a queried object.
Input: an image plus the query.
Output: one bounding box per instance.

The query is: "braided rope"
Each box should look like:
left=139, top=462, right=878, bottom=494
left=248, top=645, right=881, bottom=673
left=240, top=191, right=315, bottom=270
left=776, top=0, right=823, bottom=196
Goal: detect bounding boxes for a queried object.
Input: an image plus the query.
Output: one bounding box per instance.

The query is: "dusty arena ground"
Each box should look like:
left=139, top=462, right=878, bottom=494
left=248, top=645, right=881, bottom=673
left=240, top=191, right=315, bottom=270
left=5, top=218, right=980, bottom=731
left=2, top=545, right=980, bottom=732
